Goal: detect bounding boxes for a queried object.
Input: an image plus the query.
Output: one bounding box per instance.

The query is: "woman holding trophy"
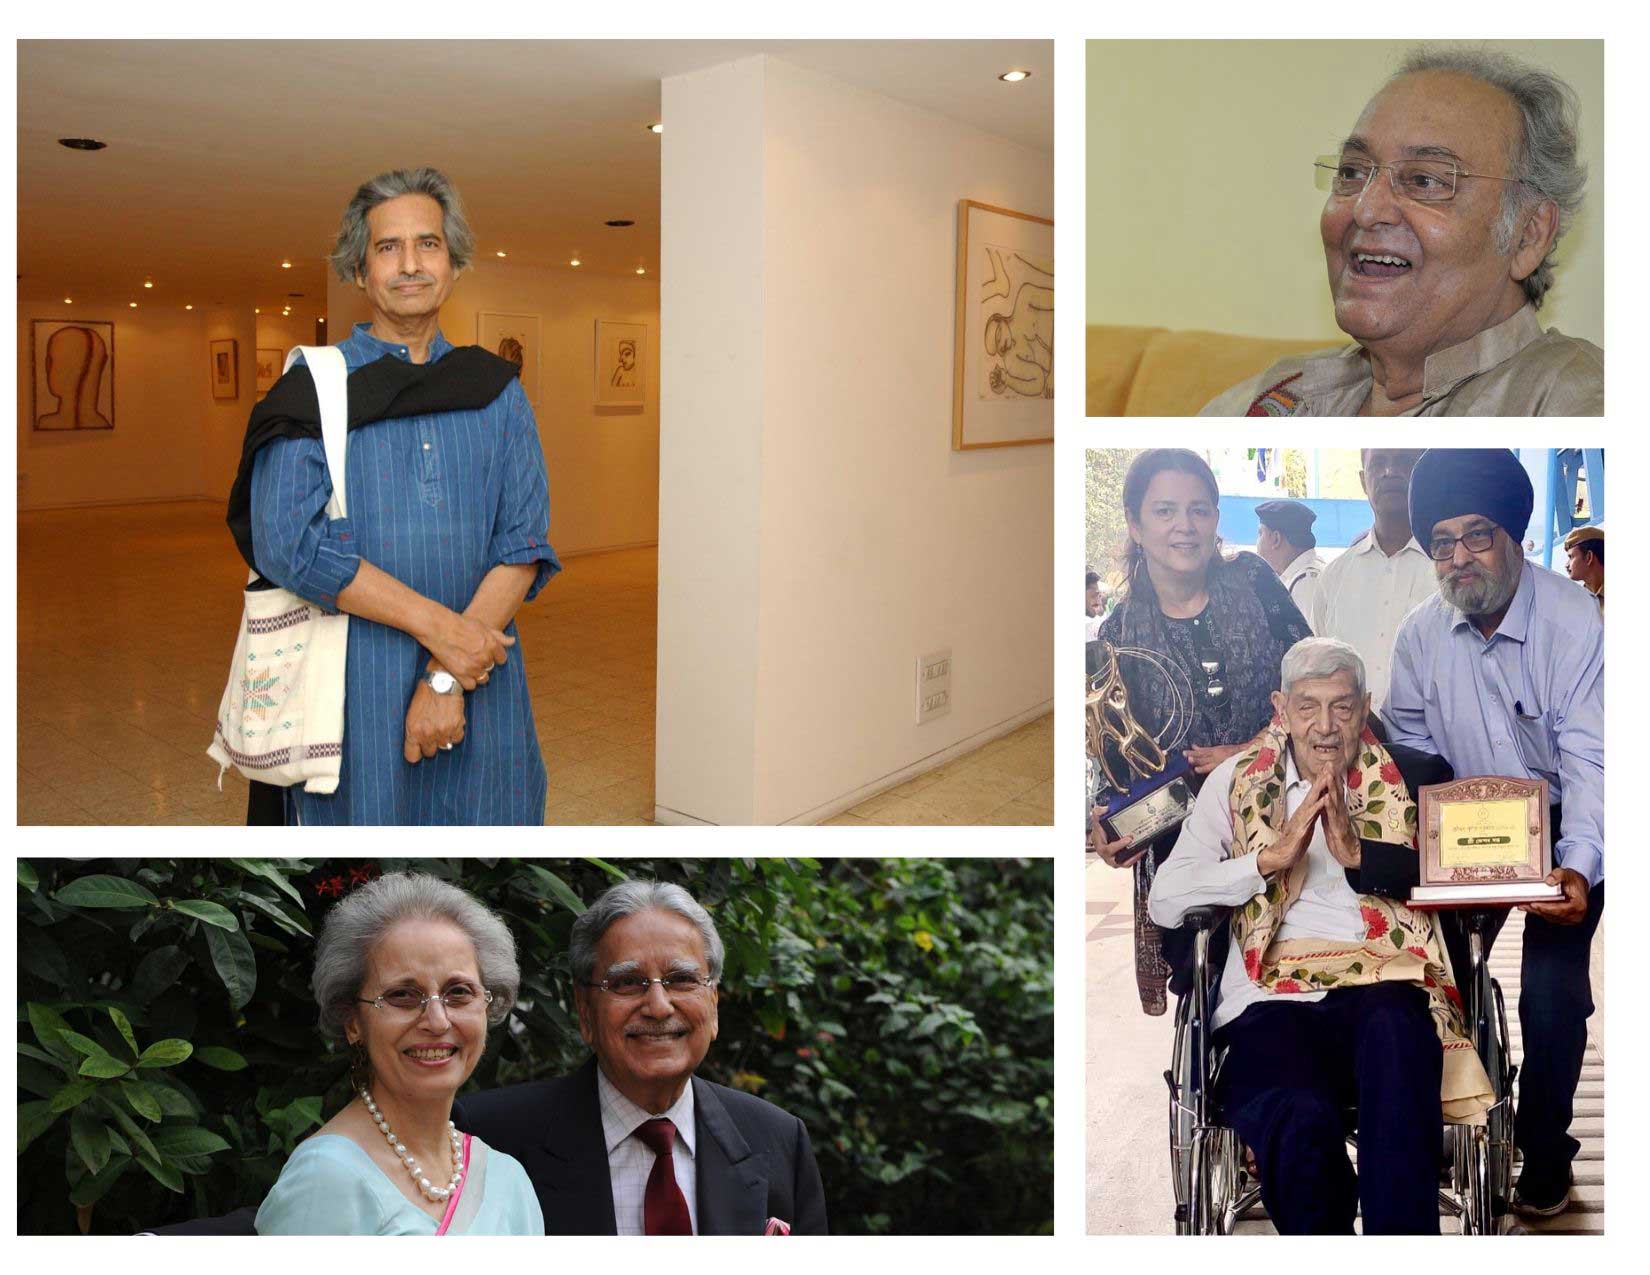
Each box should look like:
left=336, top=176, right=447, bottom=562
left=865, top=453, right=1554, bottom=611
left=1087, top=448, right=1310, bottom=1014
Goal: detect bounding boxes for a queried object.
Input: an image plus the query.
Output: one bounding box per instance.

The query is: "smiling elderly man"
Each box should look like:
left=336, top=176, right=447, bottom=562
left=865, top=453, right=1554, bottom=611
left=1202, top=48, right=1601, bottom=416
left=1149, top=637, right=1491, bottom=1233
left=453, top=880, right=827, bottom=1235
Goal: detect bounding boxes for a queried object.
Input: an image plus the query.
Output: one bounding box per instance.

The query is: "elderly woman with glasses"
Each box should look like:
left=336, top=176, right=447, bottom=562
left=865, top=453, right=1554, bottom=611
left=256, top=873, right=544, bottom=1235
left=1088, top=449, right=1310, bottom=1015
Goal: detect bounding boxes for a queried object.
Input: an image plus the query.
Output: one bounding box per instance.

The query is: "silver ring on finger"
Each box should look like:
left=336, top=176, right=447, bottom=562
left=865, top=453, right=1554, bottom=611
left=440, top=742, right=454, bottom=751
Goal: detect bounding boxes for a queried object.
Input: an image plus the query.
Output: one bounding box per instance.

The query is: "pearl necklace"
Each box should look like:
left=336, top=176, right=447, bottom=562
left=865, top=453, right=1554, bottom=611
left=360, top=1086, right=464, bottom=1203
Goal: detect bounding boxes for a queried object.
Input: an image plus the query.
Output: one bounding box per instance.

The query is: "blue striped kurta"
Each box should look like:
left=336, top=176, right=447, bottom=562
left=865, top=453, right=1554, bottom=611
left=249, top=324, right=560, bottom=824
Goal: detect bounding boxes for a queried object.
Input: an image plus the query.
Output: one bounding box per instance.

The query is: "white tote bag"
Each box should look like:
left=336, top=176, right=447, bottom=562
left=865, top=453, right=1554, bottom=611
left=208, top=346, right=351, bottom=792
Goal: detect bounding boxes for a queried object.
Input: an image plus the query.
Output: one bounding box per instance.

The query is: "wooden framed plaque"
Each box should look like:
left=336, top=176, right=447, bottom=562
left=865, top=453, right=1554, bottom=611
left=1408, top=776, right=1564, bottom=909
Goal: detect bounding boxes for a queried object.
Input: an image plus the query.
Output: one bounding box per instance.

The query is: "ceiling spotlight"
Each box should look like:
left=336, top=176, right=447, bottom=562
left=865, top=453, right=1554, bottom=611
left=999, top=69, right=1032, bottom=83
left=605, top=219, right=635, bottom=228
left=128, top=301, right=137, bottom=308
left=281, top=260, right=292, bottom=269
left=58, top=137, right=107, bottom=151
left=254, top=307, right=260, bottom=314
left=570, top=258, right=581, bottom=268
left=143, top=279, right=154, bottom=288
left=63, top=297, right=72, bottom=304
left=185, top=304, right=193, bottom=311
left=648, top=123, right=663, bottom=134
left=635, top=266, right=646, bottom=275
left=496, top=250, right=507, bottom=258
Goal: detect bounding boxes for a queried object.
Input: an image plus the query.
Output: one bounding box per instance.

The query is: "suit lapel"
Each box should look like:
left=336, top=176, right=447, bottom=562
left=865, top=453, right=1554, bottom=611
left=693, top=1077, right=768, bottom=1236
left=535, top=1058, right=618, bottom=1235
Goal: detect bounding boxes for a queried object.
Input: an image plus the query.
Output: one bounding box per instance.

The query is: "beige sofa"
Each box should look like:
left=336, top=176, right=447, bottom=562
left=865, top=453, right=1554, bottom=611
left=1086, top=324, right=1336, bottom=416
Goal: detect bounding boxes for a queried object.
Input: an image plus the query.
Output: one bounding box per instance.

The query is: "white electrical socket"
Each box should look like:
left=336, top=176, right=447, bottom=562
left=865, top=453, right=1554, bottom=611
left=917, top=648, right=952, bottom=724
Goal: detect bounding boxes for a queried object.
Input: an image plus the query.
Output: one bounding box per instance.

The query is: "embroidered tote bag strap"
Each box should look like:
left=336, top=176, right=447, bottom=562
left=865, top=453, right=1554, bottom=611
left=284, top=345, right=350, bottom=519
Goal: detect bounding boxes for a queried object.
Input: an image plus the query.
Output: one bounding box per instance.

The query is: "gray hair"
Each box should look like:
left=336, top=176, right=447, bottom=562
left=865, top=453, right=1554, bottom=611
left=311, top=872, right=518, bottom=1041
left=1279, top=637, right=1367, bottom=700
left=328, top=166, right=477, bottom=283
left=1394, top=46, right=1587, bottom=309
left=569, top=881, right=725, bottom=984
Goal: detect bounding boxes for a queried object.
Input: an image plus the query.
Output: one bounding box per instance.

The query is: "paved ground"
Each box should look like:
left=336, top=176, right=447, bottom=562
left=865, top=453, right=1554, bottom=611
left=1087, top=857, right=1606, bottom=1235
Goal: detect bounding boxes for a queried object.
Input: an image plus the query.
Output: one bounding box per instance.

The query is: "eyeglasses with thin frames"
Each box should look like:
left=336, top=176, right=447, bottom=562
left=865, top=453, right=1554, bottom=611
left=1314, top=154, right=1525, bottom=204
left=356, top=984, right=494, bottom=1015
left=583, top=972, right=718, bottom=999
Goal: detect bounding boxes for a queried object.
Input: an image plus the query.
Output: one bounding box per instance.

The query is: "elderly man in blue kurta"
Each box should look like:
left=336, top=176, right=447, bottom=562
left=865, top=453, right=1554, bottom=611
left=243, top=167, right=560, bottom=824
left=1383, top=447, right=1602, bottom=1220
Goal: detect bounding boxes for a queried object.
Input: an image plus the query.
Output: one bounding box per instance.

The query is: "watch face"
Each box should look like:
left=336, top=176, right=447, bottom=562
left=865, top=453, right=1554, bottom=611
left=429, top=671, right=457, bottom=694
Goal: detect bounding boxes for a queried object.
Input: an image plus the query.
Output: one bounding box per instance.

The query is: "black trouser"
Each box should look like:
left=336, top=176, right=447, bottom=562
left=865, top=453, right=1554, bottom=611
left=1216, top=984, right=1443, bottom=1234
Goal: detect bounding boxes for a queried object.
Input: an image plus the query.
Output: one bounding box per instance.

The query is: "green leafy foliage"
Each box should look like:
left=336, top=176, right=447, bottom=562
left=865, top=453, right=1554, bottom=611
left=18, top=857, right=1051, bottom=1235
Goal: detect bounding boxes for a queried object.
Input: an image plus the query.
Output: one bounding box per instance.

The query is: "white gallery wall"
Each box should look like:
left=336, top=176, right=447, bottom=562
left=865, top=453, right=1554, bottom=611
left=17, top=297, right=255, bottom=510
left=658, top=55, right=1054, bottom=825
left=327, top=260, right=660, bottom=557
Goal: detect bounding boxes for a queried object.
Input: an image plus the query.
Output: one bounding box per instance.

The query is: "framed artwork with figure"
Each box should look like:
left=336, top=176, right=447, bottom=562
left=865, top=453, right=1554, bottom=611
left=595, top=320, right=645, bottom=407
left=478, top=312, right=541, bottom=406
left=32, top=319, right=115, bottom=430
left=209, top=338, right=239, bottom=400
left=953, top=200, right=1053, bottom=450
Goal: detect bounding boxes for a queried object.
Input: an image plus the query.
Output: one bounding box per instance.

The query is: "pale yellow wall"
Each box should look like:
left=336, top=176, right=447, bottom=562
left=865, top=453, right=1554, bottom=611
left=1086, top=40, right=1604, bottom=347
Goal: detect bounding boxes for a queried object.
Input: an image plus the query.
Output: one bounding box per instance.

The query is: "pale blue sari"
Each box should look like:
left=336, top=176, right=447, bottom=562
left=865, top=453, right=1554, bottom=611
left=256, top=1133, right=542, bottom=1235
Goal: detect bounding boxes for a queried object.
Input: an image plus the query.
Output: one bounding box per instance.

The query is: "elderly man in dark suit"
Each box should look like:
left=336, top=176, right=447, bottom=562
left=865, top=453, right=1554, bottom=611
left=454, top=880, right=828, bottom=1235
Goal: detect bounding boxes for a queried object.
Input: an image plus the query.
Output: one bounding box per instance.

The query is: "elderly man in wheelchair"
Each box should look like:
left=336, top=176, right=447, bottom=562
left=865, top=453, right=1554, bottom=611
left=1147, top=636, right=1506, bottom=1234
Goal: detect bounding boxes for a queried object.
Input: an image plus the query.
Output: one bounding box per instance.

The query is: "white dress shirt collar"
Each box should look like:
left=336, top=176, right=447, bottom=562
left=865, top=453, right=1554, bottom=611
left=596, top=1065, right=697, bottom=1159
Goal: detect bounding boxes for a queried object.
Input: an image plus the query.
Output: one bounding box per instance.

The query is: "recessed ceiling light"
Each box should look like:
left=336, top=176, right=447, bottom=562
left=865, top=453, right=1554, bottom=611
left=143, top=279, right=154, bottom=288
left=570, top=258, right=581, bottom=268
left=649, top=123, right=663, bottom=134
left=605, top=219, right=635, bottom=228
left=63, top=297, right=72, bottom=304
left=999, top=69, right=1032, bottom=83
left=185, top=304, right=193, bottom=311
left=58, top=137, right=106, bottom=151
left=128, top=301, right=137, bottom=308
left=254, top=307, right=260, bottom=314
left=496, top=251, right=507, bottom=258
left=635, top=266, right=646, bottom=275
left=281, top=260, right=292, bottom=269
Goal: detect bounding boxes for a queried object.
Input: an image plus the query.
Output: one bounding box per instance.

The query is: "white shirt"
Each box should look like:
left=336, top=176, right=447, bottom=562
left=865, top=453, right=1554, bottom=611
left=1280, top=548, right=1323, bottom=622
left=596, top=1066, right=699, bottom=1235
left=1147, top=751, right=1366, bottom=1030
left=1310, top=529, right=1437, bottom=707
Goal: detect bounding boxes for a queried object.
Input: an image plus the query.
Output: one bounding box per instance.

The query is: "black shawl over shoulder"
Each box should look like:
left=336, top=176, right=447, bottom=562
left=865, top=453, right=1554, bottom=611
left=225, top=346, right=520, bottom=573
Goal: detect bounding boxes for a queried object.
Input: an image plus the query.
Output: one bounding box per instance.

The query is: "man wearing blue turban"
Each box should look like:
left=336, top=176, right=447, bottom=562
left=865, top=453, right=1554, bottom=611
left=1384, top=447, right=1603, bottom=1219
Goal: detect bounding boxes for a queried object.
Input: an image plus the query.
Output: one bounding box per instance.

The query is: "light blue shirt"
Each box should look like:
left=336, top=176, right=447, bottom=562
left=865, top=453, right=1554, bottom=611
left=255, top=1133, right=543, bottom=1235
left=1383, top=560, right=1603, bottom=887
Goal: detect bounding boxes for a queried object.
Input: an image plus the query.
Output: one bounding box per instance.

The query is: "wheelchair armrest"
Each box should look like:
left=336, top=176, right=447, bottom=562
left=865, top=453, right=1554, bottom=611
left=1180, top=905, right=1226, bottom=932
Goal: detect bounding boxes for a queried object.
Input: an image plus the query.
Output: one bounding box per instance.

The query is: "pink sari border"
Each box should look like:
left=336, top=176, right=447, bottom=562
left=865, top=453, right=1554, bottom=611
left=434, top=1134, right=473, bottom=1236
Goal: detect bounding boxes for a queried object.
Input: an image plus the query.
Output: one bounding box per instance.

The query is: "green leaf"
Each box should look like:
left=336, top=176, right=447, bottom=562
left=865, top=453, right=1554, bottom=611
left=1391, top=927, right=1407, bottom=949
left=102, top=1098, right=160, bottom=1163
left=234, top=889, right=312, bottom=937
left=18, top=1099, right=58, bottom=1153
left=170, top=899, right=239, bottom=930
left=228, top=858, right=306, bottom=906
left=520, top=865, right=586, bottom=916
left=49, top=1078, right=101, bottom=1113
left=194, top=1045, right=248, bottom=1072
left=69, top=1106, right=112, bottom=1174
left=119, top=1079, right=163, bottom=1121
left=1368, top=780, right=1386, bottom=797
left=18, top=927, right=75, bottom=991
left=18, top=860, right=38, bottom=891
left=204, top=924, right=257, bottom=1009
left=136, top=1038, right=194, bottom=1069
left=108, top=1006, right=139, bottom=1057
left=1362, top=820, right=1383, bottom=838
left=129, top=945, right=190, bottom=1005
left=55, top=874, right=160, bottom=910
left=1364, top=799, right=1386, bottom=814
left=27, top=1002, right=77, bottom=1058
left=583, top=857, right=631, bottom=882
left=79, top=1052, right=132, bottom=1079
left=136, top=1151, right=185, bottom=1193
left=150, top=1125, right=232, bottom=1158
left=69, top=1155, right=131, bottom=1208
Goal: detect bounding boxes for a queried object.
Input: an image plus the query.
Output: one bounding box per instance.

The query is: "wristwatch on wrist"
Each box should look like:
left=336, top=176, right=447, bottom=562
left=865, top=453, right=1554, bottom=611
left=423, top=669, right=460, bottom=696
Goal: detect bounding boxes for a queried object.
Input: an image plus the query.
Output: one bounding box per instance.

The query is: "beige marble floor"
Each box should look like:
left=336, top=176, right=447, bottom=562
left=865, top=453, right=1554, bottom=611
left=16, top=502, right=1050, bottom=827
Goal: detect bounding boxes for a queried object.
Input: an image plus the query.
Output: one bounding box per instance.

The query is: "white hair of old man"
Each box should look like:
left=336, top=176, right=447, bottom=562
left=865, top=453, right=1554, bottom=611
left=1280, top=637, right=1367, bottom=700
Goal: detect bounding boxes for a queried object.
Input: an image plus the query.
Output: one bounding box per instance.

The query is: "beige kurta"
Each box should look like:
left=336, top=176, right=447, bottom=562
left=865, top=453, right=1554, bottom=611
left=1200, top=306, right=1602, bottom=416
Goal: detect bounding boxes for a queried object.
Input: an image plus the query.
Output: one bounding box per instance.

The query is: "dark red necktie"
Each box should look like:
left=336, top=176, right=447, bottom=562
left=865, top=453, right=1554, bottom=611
left=635, top=1117, right=692, bottom=1235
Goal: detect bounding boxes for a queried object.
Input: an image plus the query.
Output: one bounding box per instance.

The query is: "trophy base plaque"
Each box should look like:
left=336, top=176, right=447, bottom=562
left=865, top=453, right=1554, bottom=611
left=1407, top=775, right=1562, bottom=911
left=1098, top=753, right=1194, bottom=847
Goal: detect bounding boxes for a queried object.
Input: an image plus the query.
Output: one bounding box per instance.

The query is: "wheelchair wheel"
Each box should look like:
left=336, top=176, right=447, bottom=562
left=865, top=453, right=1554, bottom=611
left=1187, top=1125, right=1241, bottom=1235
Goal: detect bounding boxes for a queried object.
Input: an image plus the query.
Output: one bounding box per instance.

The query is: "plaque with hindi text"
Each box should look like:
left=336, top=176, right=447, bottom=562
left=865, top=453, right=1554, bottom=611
left=1408, top=776, right=1563, bottom=908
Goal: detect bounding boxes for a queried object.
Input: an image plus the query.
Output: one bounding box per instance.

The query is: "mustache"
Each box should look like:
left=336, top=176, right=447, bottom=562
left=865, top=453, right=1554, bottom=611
left=392, top=274, right=436, bottom=285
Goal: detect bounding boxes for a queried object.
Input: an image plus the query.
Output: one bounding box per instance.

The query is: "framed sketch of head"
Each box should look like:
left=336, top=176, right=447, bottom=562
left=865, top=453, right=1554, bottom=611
left=595, top=319, right=646, bottom=408
left=953, top=200, right=1053, bottom=450
left=477, top=311, right=540, bottom=407
left=209, top=338, right=239, bottom=400
left=255, top=347, right=282, bottom=400
left=32, top=319, right=115, bottom=430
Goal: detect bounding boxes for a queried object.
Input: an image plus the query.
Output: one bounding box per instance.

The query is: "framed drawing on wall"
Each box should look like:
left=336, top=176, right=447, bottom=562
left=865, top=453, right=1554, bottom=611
left=595, top=320, right=645, bottom=408
left=255, top=347, right=282, bottom=399
left=478, top=311, right=541, bottom=406
left=952, top=199, right=1053, bottom=450
left=209, top=338, right=239, bottom=400
left=32, top=319, right=115, bottom=430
